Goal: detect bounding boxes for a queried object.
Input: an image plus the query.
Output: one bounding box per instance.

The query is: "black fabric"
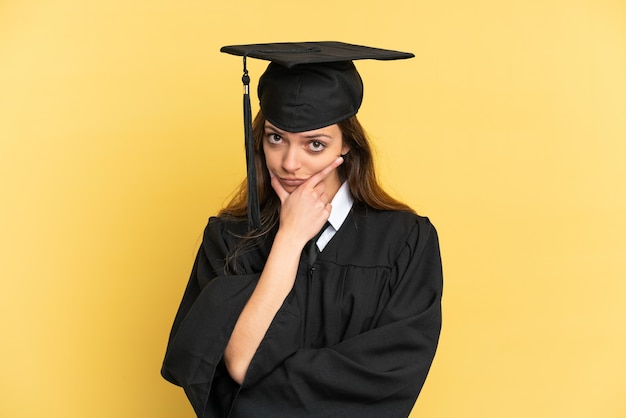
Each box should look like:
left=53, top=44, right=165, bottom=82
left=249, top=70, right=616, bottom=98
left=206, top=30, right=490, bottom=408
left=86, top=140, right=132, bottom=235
left=219, top=41, right=414, bottom=229
left=221, top=41, right=413, bottom=133
left=162, top=205, right=443, bottom=418
left=307, top=222, right=330, bottom=265
left=258, top=61, right=363, bottom=132
left=220, top=41, right=414, bottom=69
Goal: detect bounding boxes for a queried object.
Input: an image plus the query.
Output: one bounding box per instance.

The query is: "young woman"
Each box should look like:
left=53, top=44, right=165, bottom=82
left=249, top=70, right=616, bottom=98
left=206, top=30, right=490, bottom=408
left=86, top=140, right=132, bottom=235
left=162, top=42, right=443, bottom=418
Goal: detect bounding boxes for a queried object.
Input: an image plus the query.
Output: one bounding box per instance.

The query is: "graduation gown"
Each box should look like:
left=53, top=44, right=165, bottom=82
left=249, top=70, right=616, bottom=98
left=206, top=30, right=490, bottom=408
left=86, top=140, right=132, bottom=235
left=161, top=204, right=443, bottom=417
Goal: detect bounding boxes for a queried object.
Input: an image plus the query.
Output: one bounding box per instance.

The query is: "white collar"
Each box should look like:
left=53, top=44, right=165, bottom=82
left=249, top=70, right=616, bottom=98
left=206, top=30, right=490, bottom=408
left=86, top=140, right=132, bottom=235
left=316, top=182, right=353, bottom=251
left=327, top=181, right=354, bottom=230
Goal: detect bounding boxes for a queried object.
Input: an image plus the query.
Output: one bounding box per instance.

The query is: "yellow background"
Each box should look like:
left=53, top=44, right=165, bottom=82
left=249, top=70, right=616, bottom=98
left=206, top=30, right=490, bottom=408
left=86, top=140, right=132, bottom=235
left=1, top=0, right=625, bottom=417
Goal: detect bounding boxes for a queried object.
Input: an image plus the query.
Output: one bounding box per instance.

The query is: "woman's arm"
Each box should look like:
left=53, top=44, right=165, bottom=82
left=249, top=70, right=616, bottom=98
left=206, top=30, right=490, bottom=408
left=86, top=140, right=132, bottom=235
left=224, top=157, right=343, bottom=384
left=223, top=230, right=303, bottom=384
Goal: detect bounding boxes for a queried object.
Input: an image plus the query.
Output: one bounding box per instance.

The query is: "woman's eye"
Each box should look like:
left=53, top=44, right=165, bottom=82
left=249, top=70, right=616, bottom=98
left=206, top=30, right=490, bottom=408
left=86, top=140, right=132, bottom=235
left=266, top=134, right=282, bottom=144
left=308, top=140, right=325, bottom=152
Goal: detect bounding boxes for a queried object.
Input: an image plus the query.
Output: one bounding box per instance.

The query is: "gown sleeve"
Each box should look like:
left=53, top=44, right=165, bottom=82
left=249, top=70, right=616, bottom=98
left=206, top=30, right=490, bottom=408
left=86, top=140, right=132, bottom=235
left=232, top=216, right=443, bottom=418
left=161, top=218, right=261, bottom=417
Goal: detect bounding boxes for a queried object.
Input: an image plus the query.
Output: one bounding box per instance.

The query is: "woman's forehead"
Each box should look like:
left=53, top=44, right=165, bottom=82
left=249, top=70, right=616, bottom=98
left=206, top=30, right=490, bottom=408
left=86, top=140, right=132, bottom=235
left=264, top=120, right=340, bottom=137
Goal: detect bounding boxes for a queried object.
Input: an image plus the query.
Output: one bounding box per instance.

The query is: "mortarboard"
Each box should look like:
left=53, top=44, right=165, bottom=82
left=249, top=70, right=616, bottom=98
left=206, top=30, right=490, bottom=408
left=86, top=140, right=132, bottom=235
left=220, top=41, right=414, bottom=230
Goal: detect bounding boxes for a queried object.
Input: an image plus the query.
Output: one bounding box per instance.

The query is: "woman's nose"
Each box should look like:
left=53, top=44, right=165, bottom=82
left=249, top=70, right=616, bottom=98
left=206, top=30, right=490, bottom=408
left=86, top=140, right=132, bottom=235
left=282, top=147, right=301, bottom=172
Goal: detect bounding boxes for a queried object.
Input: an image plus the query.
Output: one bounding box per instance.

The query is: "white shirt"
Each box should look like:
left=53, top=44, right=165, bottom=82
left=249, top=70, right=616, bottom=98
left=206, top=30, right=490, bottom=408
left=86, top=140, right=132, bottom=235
left=316, top=182, right=354, bottom=251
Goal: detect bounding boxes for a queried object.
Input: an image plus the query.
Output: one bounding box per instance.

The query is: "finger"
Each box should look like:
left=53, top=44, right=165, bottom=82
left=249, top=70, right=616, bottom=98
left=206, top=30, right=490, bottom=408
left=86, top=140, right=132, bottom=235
left=318, top=191, right=329, bottom=205
left=305, top=156, right=344, bottom=188
left=270, top=172, right=290, bottom=202
left=323, top=202, right=332, bottom=219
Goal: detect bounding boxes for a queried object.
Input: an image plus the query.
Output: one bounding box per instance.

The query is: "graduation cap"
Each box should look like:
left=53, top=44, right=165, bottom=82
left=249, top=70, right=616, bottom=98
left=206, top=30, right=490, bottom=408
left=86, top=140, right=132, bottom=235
left=220, top=41, right=414, bottom=230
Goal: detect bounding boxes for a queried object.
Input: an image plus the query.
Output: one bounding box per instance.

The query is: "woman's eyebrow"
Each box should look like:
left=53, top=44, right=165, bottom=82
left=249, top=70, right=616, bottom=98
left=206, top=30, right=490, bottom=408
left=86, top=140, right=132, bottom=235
left=264, top=126, right=283, bottom=134
left=264, top=124, right=333, bottom=140
left=302, top=133, right=333, bottom=139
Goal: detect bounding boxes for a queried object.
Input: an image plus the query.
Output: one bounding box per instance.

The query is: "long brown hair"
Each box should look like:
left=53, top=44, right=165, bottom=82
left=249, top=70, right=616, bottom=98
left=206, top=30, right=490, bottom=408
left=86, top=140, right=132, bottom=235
left=336, top=115, right=415, bottom=214
left=218, top=111, right=414, bottom=269
left=219, top=111, right=413, bottom=223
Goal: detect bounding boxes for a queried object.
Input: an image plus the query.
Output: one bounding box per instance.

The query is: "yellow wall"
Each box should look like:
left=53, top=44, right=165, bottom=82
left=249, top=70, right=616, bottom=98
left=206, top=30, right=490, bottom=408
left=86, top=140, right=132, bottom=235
left=1, top=1, right=624, bottom=417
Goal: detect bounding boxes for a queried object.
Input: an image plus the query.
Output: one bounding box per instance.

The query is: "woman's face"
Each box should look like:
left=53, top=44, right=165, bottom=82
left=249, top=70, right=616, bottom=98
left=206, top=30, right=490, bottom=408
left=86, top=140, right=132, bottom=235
left=262, top=120, right=350, bottom=196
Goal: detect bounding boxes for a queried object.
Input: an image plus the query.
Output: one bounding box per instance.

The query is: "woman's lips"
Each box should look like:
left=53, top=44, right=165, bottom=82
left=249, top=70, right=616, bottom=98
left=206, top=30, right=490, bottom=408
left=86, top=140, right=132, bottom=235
left=279, top=177, right=306, bottom=187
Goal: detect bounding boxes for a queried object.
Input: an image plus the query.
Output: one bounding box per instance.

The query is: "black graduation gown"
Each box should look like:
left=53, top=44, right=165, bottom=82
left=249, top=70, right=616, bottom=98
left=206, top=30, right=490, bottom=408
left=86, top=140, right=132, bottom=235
left=161, top=204, right=443, bottom=418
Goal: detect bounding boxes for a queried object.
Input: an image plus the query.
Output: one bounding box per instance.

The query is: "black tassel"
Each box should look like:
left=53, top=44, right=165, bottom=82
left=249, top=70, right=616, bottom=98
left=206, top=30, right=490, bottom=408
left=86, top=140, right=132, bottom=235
left=242, top=56, right=262, bottom=230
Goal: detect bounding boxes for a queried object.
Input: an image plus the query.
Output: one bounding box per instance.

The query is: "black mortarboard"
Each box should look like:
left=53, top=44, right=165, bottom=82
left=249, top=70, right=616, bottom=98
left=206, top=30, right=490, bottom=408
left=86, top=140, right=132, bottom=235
left=220, top=41, right=414, bottom=229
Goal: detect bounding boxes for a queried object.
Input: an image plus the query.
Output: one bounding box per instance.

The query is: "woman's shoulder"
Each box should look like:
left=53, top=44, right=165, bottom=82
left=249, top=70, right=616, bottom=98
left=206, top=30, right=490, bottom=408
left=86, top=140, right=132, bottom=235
left=201, top=215, right=250, bottom=245
left=327, top=205, right=438, bottom=268
left=207, top=215, right=248, bottom=229
left=352, top=204, right=436, bottom=233
left=352, top=205, right=439, bottom=254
